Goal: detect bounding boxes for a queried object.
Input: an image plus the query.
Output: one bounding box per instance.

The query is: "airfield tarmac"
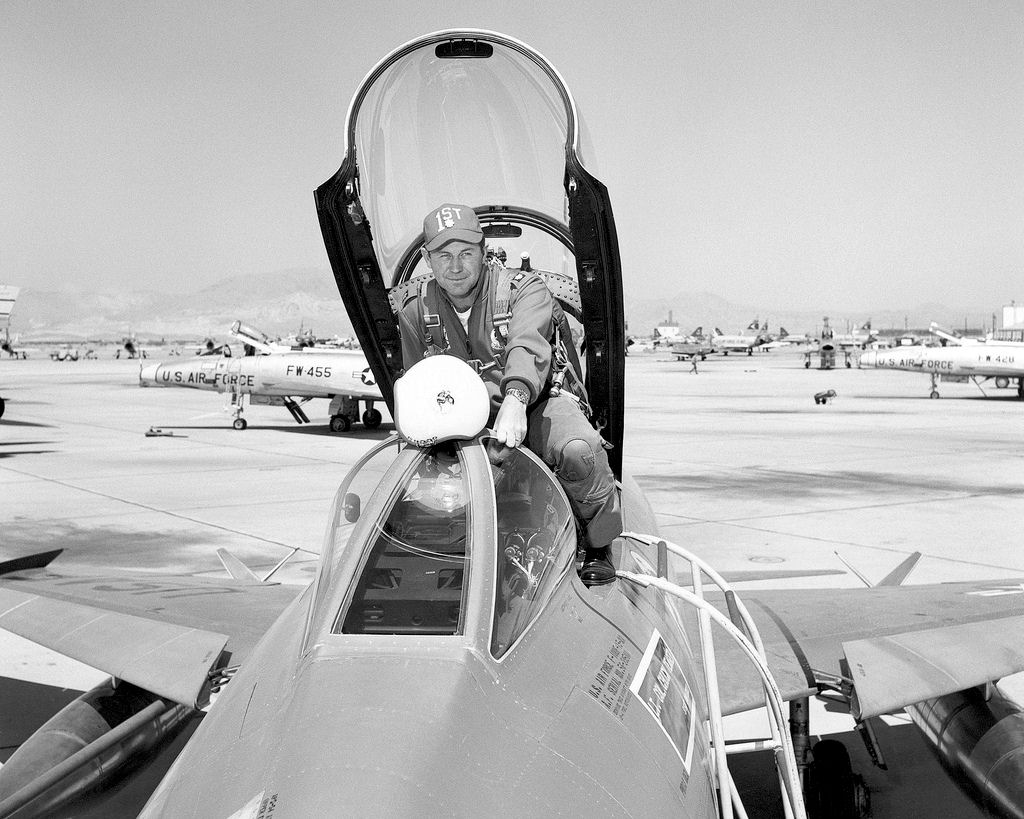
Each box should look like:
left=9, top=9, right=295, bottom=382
left=3, top=347, right=1023, bottom=817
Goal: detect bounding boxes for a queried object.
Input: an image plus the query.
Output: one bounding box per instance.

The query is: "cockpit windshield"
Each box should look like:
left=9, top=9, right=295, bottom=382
left=312, top=432, right=578, bottom=657
left=335, top=442, right=471, bottom=635
left=348, top=32, right=580, bottom=284
left=485, top=436, right=576, bottom=659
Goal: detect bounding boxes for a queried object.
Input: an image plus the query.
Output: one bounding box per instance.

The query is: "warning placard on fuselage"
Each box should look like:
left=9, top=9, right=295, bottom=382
left=630, top=630, right=696, bottom=772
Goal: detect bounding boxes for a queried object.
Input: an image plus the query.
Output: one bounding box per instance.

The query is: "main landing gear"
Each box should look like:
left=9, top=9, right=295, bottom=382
left=790, top=696, right=871, bottom=819
left=929, top=371, right=940, bottom=399
left=328, top=397, right=383, bottom=434
left=805, top=739, right=870, bottom=819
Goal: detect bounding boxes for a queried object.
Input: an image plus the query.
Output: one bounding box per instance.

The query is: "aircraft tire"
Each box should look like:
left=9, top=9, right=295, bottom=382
left=330, top=415, right=351, bottom=433
left=806, top=739, right=869, bottom=819
left=233, top=418, right=247, bottom=430
left=362, top=408, right=382, bottom=430
left=929, top=390, right=940, bottom=399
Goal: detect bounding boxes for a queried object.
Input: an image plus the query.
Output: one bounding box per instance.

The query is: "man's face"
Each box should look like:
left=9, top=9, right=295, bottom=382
left=421, top=240, right=485, bottom=304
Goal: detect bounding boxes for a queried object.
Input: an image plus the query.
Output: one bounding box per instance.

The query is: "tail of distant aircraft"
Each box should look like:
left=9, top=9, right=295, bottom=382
left=1, top=286, right=20, bottom=356
left=747, top=318, right=759, bottom=330
left=0, top=285, right=19, bottom=332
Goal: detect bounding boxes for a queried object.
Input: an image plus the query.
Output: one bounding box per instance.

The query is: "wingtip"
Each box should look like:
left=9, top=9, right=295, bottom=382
left=0, top=549, right=63, bottom=576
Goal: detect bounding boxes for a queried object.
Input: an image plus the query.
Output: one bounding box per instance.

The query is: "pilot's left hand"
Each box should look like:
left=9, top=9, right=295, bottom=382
left=494, top=394, right=528, bottom=448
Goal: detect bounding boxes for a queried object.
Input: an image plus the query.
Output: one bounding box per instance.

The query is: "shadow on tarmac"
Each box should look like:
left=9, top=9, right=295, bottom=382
left=730, top=720, right=984, bottom=819
left=0, top=449, right=57, bottom=459
left=0, top=678, right=81, bottom=762
left=636, top=469, right=1024, bottom=499
left=152, top=423, right=395, bottom=440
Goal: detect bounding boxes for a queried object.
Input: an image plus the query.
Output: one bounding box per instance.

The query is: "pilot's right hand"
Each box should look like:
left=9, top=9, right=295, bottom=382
left=493, top=394, right=528, bottom=448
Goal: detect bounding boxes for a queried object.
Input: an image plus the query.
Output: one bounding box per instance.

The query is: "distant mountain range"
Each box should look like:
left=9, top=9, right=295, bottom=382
left=12, top=268, right=354, bottom=341
left=7, top=268, right=997, bottom=341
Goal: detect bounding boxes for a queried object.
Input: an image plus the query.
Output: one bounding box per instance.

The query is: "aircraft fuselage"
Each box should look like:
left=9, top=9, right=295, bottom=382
left=139, top=349, right=376, bottom=398
left=860, top=344, right=1023, bottom=378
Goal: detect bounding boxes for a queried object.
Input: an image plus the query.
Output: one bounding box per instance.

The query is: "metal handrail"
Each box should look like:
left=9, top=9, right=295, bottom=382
left=618, top=532, right=807, bottom=819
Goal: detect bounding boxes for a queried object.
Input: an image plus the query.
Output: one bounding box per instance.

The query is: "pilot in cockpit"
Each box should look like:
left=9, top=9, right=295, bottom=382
left=396, top=203, right=621, bottom=586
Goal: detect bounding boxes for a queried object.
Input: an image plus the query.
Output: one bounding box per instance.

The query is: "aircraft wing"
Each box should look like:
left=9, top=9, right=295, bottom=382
left=711, top=579, right=1024, bottom=718
left=0, top=553, right=303, bottom=708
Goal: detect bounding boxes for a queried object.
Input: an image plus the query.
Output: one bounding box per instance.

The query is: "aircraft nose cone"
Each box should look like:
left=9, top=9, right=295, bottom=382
left=139, top=363, right=159, bottom=385
left=859, top=351, right=877, bottom=368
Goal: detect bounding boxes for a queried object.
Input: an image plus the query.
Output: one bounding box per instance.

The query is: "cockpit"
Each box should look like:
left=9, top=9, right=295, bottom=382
left=308, top=434, right=576, bottom=660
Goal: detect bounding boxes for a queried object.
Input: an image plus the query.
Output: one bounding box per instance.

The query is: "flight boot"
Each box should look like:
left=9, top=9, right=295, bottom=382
left=580, top=546, right=616, bottom=587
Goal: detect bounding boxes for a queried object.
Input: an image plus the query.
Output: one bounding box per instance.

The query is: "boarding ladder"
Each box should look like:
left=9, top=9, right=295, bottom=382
left=617, top=533, right=807, bottom=819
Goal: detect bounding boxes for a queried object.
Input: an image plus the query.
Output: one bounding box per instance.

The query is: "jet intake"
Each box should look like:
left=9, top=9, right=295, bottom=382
left=0, top=679, right=192, bottom=819
left=907, top=684, right=1024, bottom=819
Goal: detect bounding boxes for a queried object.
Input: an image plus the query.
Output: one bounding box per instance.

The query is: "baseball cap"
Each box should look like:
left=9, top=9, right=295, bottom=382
left=423, top=203, right=483, bottom=251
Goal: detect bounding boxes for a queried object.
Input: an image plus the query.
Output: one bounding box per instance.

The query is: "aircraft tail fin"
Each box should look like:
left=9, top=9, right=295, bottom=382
left=0, top=285, right=20, bottom=331
left=216, top=548, right=263, bottom=583
left=876, top=551, right=922, bottom=587
left=0, top=549, right=63, bottom=577
left=834, top=550, right=922, bottom=588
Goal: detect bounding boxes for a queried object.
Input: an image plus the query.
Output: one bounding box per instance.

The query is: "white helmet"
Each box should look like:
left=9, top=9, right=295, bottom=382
left=393, top=355, right=489, bottom=446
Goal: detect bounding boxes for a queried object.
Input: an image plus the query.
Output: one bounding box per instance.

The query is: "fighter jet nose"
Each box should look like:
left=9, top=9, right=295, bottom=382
left=139, top=364, right=159, bottom=385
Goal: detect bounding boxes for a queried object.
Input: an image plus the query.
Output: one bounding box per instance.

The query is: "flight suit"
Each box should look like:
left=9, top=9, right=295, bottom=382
left=397, top=262, right=622, bottom=551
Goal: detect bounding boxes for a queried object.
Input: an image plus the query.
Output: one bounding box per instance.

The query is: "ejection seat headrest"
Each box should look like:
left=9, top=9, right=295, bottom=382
left=393, top=355, right=489, bottom=447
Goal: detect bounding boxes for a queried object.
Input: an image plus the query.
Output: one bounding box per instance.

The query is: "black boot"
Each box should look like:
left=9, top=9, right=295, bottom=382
left=580, top=546, right=616, bottom=587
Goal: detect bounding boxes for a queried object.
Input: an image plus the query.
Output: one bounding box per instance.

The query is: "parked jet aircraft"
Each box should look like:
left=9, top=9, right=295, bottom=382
left=139, top=321, right=383, bottom=431
left=713, top=320, right=774, bottom=355
left=776, top=327, right=812, bottom=345
left=0, top=286, right=37, bottom=360
left=671, top=326, right=716, bottom=360
left=859, top=343, right=1024, bottom=398
left=834, top=320, right=877, bottom=350
left=5, top=28, right=1024, bottom=819
left=1, top=285, right=19, bottom=359
left=804, top=317, right=854, bottom=369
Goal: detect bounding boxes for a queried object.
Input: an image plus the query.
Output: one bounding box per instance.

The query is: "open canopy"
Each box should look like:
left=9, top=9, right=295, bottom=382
left=316, top=29, right=626, bottom=474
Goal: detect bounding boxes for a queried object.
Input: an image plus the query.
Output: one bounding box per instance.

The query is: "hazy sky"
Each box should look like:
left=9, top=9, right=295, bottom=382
left=3, top=1, right=1022, bottom=311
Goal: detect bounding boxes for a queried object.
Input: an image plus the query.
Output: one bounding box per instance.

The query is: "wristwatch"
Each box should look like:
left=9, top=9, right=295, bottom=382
left=505, top=387, right=530, bottom=405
